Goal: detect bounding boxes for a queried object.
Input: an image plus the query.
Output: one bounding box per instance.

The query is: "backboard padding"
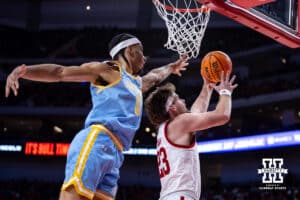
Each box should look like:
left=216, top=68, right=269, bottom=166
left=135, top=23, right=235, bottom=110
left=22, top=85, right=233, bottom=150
left=198, top=0, right=300, bottom=48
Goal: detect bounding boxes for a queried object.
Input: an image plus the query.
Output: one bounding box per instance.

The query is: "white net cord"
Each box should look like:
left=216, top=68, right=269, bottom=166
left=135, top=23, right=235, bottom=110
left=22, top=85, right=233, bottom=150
left=153, top=0, right=210, bottom=59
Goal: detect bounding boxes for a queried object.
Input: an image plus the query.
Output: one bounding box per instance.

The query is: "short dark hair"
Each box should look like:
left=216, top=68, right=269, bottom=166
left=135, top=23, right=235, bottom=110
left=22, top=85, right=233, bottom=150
left=145, top=83, right=176, bottom=126
left=108, top=33, right=137, bottom=60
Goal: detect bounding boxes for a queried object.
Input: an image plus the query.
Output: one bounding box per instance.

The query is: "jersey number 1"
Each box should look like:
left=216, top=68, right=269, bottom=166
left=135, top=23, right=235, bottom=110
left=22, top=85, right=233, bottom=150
left=157, top=147, right=170, bottom=178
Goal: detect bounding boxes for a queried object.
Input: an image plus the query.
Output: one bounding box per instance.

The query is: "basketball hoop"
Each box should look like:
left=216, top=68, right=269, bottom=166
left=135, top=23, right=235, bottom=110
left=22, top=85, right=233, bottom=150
left=153, top=0, right=210, bottom=59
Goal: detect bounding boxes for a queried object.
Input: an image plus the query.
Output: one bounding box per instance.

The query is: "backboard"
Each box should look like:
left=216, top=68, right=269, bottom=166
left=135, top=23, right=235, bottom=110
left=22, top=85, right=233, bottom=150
left=198, top=0, right=300, bottom=48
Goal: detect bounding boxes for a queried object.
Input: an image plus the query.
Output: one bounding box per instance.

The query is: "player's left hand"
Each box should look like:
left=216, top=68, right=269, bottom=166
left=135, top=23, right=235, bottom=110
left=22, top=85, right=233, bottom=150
left=203, top=77, right=215, bottom=91
left=5, top=64, right=26, bottom=97
left=168, top=55, right=189, bottom=77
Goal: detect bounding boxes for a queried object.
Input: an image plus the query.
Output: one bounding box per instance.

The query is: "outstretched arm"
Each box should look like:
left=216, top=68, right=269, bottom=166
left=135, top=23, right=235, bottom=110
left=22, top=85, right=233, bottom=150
left=170, top=72, right=238, bottom=134
left=190, top=79, right=214, bottom=113
left=5, top=62, right=112, bottom=97
left=141, top=57, right=188, bottom=93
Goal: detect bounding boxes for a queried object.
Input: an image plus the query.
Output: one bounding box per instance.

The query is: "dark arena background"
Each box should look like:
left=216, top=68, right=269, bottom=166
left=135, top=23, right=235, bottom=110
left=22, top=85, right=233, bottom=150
left=1, top=0, right=300, bottom=199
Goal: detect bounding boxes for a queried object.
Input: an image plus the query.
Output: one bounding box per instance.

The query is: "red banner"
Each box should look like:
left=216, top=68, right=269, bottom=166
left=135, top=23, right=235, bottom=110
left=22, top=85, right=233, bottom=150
left=24, top=142, right=70, bottom=156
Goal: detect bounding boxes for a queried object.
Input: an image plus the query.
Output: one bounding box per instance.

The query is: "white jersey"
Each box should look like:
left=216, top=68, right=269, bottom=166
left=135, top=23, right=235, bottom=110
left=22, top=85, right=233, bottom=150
left=157, top=121, right=201, bottom=200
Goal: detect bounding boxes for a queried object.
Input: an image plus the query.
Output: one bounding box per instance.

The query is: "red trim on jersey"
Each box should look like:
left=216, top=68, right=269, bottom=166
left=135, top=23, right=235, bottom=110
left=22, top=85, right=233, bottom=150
left=164, top=120, right=196, bottom=149
left=180, top=196, right=185, bottom=200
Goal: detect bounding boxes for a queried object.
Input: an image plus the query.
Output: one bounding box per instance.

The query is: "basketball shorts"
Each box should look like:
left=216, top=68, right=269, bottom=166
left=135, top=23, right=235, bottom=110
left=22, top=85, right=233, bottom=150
left=61, top=124, right=124, bottom=200
left=160, top=191, right=199, bottom=200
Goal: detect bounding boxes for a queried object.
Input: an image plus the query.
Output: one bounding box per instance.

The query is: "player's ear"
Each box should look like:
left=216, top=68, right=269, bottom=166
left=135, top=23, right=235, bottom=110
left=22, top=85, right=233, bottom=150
left=125, top=46, right=134, bottom=57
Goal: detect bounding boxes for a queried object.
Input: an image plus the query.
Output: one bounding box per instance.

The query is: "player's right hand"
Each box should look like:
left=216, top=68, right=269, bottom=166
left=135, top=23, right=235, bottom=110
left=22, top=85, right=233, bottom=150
left=210, top=71, right=238, bottom=94
left=168, top=55, right=189, bottom=77
left=5, top=64, right=26, bottom=97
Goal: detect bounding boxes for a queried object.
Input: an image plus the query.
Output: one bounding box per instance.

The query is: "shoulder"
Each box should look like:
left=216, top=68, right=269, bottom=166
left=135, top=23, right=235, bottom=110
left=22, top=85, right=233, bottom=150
left=170, top=113, right=193, bottom=124
left=81, top=61, right=110, bottom=69
left=81, top=61, right=120, bottom=75
left=168, top=113, right=198, bottom=133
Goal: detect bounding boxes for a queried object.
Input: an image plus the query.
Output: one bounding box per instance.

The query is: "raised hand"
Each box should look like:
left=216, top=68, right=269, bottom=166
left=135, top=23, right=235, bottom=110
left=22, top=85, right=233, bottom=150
left=5, top=64, right=26, bottom=97
left=210, top=71, right=238, bottom=94
left=168, top=55, right=189, bottom=77
left=203, top=76, right=215, bottom=92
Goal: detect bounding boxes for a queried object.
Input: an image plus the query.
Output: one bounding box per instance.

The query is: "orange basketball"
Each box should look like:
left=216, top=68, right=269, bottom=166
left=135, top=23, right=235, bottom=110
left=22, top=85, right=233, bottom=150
left=200, top=51, right=232, bottom=83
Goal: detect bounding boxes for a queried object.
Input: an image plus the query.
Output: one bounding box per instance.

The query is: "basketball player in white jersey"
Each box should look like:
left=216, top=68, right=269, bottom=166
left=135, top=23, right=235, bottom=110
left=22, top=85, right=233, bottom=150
left=145, top=72, right=237, bottom=200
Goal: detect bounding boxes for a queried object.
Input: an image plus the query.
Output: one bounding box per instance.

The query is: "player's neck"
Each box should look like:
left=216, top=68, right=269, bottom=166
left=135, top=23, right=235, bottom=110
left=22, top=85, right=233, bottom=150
left=169, top=112, right=178, bottom=121
left=118, top=57, right=133, bottom=75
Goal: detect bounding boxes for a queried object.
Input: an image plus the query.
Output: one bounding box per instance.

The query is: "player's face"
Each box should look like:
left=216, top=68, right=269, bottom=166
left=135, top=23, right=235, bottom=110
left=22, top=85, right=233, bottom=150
left=172, top=94, right=187, bottom=114
left=130, top=44, right=146, bottom=74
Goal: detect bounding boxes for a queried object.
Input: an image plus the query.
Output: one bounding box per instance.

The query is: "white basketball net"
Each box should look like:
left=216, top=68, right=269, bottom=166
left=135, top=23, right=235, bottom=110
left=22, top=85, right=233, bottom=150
left=153, top=0, right=210, bottom=59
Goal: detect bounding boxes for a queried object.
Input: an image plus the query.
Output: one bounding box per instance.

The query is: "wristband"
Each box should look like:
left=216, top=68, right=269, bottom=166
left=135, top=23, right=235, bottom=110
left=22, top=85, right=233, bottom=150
left=219, top=89, right=232, bottom=96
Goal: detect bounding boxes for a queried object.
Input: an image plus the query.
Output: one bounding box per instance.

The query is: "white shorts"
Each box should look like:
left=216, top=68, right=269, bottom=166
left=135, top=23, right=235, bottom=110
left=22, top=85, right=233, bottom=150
left=159, top=191, right=198, bottom=200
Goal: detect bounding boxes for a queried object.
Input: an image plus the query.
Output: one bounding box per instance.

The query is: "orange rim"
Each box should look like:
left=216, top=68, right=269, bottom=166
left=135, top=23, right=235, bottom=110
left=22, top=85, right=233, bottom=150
left=153, top=0, right=209, bottom=13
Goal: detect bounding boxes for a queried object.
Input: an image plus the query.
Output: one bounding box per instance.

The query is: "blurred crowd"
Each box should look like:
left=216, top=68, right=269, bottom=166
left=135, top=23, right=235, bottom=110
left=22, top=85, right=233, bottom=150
left=0, top=26, right=274, bottom=59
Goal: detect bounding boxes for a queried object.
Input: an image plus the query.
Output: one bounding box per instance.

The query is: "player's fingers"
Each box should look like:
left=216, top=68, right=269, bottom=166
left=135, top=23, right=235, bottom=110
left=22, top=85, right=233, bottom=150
left=208, top=83, right=216, bottom=89
left=225, top=71, right=230, bottom=82
left=10, top=83, right=17, bottom=96
left=5, top=84, right=10, bottom=98
left=12, top=86, right=17, bottom=96
left=209, top=83, right=218, bottom=91
left=14, top=79, right=19, bottom=89
left=181, top=61, right=189, bottom=66
left=176, top=58, right=188, bottom=66
left=229, top=75, right=236, bottom=85
left=231, top=83, right=238, bottom=90
left=220, top=71, right=224, bottom=82
left=180, top=54, right=188, bottom=61
left=13, top=81, right=19, bottom=96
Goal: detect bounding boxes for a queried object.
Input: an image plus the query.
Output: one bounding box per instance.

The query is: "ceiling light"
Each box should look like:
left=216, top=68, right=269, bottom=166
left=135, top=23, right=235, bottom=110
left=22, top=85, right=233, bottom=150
left=53, top=126, right=63, bottom=133
left=151, top=132, right=156, bottom=138
left=280, top=57, right=287, bottom=64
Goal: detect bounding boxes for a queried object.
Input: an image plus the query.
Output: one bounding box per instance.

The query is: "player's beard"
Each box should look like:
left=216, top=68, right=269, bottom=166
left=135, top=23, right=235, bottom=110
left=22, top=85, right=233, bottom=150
left=132, top=64, right=144, bottom=75
left=134, top=67, right=143, bottom=75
